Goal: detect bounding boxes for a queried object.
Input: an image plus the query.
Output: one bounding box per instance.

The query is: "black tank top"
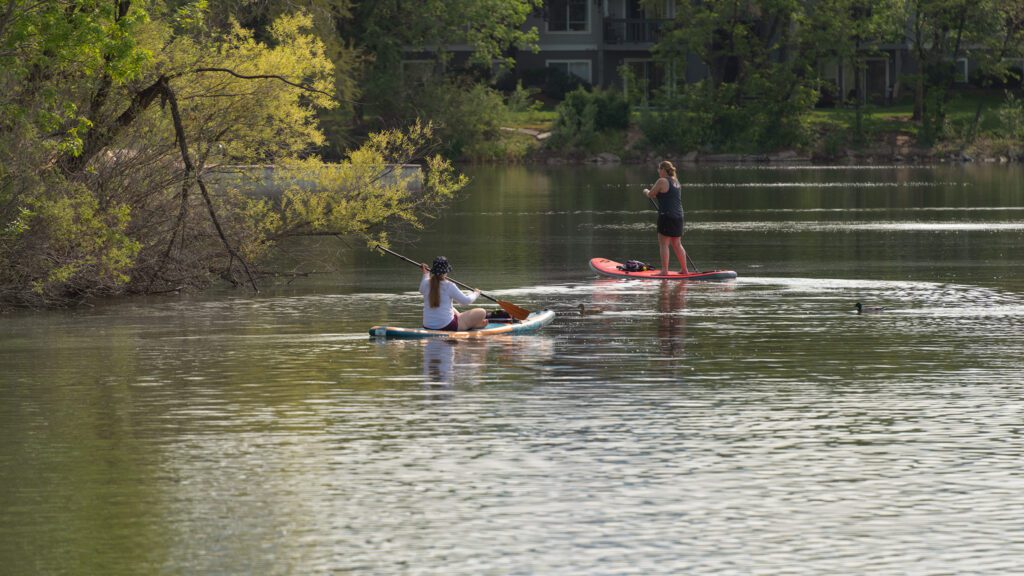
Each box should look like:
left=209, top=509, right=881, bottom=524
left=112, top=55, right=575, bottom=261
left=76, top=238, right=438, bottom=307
left=656, top=178, right=683, bottom=218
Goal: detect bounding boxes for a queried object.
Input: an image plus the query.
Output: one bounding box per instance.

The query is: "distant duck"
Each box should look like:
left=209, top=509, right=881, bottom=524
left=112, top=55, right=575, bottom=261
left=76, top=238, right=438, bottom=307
left=855, top=302, right=886, bottom=314
left=578, top=303, right=605, bottom=315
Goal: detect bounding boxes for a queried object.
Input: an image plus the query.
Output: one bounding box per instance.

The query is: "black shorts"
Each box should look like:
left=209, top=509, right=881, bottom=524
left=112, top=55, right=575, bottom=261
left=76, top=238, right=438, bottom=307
left=657, top=214, right=684, bottom=237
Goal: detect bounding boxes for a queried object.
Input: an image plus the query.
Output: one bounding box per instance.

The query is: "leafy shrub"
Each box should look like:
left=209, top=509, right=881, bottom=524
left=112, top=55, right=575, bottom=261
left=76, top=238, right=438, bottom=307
left=638, top=80, right=813, bottom=153
left=520, top=67, right=591, bottom=100
left=505, top=80, right=542, bottom=114
left=997, top=91, right=1024, bottom=140
left=410, top=79, right=508, bottom=159
left=1, top=181, right=140, bottom=306
left=549, top=87, right=630, bottom=151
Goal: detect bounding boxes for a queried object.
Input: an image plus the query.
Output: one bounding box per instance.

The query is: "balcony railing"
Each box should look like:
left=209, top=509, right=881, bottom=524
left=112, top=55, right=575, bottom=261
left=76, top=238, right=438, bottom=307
left=603, top=18, right=670, bottom=45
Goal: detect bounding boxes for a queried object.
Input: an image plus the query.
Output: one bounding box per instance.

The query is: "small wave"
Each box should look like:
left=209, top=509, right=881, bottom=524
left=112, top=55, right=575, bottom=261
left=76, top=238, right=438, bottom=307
left=454, top=207, right=1024, bottom=218
left=588, top=221, right=1024, bottom=233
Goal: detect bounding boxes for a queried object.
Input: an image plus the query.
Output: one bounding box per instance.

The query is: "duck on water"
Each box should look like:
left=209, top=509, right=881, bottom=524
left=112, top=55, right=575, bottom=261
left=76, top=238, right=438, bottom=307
left=855, top=302, right=886, bottom=314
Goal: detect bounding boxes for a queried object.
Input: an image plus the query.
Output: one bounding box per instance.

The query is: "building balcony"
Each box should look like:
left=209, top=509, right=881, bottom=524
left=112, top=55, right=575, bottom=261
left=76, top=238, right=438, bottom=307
left=603, top=18, right=670, bottom=47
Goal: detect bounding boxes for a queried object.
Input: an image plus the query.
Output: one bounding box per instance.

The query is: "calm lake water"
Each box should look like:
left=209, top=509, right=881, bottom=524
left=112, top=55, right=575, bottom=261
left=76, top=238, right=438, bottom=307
left=2, top=164, right=1023, bottom=574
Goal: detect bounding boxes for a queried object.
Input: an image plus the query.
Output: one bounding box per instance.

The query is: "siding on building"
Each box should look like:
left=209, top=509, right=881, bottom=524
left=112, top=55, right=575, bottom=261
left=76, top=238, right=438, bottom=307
left=426, top=1, right=1005, bottom=104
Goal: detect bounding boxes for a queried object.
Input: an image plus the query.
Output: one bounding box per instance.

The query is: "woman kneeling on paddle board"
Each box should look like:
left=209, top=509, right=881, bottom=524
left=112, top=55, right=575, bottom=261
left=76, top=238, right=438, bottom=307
left=643, top=160, right=688, bottom=275
left=420, top=257, right=488, bottom=331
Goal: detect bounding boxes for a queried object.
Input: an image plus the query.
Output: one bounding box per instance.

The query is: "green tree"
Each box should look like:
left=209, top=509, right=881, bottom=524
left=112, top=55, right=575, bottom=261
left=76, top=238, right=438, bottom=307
left=645, top=0, right=824, bottom=151
left=963, top=2, right=1024, bottom=143
left=344, top=0, right=541, bottom=142
left=904, top=0, right=994, bottom=143
left=196, top=0, right=363, bottom=152
left=0, top=2, right=465, bottom=308
left=804, top=0, right=906, bottom=140
left=1, top=0, right=154, bottom=305
left=549, top=87, right=630, bottom=152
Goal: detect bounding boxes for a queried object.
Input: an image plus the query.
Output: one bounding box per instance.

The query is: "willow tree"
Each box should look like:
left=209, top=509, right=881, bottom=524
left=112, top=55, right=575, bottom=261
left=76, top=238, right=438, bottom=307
left=0, top=1, right=464, bottom=308
left=193, top=0, right=363, bottom=152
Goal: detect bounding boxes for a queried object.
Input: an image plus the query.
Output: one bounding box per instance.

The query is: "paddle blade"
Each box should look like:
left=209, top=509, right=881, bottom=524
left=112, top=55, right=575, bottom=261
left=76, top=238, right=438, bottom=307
left=497, top=300, right=531, bottom=321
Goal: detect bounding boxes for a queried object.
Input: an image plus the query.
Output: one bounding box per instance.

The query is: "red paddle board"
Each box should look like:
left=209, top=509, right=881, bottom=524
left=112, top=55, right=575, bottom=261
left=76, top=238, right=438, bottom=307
left=589, top=258, right=737, bottom=281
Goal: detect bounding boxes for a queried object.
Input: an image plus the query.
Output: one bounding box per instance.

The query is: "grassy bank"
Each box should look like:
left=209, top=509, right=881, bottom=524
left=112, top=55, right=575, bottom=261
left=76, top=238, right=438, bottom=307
left=491, top=91, right=1023, bottom=164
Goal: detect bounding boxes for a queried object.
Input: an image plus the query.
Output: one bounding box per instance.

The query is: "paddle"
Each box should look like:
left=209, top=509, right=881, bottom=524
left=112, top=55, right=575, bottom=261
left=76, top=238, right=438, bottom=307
left=646, top=195, right=701, bottom=273
left=374, top=245, right=532, bottom=321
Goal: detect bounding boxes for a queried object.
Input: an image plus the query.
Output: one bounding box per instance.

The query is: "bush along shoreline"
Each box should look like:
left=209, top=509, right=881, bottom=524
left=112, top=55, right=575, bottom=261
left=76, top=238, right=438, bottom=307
left=488, top=87, right=1024, bottom=167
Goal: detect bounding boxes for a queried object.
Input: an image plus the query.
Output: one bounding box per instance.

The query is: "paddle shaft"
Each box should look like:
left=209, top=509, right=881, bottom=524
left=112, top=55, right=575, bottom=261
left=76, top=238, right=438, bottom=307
left=646, top=195, right=701, bottom=272
left=374, top=245, right=502, bottom=305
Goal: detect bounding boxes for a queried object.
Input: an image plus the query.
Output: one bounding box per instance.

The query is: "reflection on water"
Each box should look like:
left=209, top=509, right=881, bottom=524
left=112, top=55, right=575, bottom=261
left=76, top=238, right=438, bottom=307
left=2, top=164, right=1024, bottom=574
left=658, top=281, right=688, bottom=358
left=422, top=339, right=457, bottom=384
left=419, top=339, right=500, bottom=386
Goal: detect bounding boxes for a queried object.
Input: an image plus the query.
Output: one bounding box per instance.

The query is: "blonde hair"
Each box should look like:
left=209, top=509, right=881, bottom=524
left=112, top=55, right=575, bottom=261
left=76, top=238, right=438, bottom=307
left=659, top=160, right=677, bottom=178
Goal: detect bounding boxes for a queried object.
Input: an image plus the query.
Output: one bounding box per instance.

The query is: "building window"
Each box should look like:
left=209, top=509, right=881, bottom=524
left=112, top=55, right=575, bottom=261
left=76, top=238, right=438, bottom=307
left=547, top=60, right=592, bottom=83
left=548, top=0, right=589, bottom=32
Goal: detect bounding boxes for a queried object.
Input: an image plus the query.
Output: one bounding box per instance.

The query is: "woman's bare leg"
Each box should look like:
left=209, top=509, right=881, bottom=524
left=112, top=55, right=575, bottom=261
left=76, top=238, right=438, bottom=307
left=657, top=234, right=671, bottom=274
left=458, top=308, right=488, bottom=330
left=670, top=237, right=688, bottom=273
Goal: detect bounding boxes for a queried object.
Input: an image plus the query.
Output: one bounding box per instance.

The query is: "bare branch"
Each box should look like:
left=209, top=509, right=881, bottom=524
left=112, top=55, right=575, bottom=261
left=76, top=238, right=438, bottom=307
left=187, top=67, right=336, bottom=100
left=62, top=75, right=166, bottom=175
left=160, top=78, right=261, bottom=292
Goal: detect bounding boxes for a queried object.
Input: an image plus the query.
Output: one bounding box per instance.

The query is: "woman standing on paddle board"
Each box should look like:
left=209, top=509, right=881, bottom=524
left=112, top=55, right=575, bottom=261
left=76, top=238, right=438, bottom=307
left=419, top=257, right=488, bottom=331
left=643, top=160, right=688, bottom=275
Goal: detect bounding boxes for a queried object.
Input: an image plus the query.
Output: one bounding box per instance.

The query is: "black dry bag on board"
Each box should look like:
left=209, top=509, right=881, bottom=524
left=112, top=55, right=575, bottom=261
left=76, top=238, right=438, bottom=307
left=616, top=260, right=654, bottom=272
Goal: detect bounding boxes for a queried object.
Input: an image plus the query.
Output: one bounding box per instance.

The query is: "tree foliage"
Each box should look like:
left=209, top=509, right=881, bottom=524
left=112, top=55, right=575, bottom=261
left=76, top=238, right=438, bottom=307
left=642, top=0, right=835, bottom=151
left=196, top=0, right=362, bottom=151
left=549, top=88, right=630, bottom=152
left=899, top=0, right=1024, bottom=143
left=804, top=0, right=906, bottom=139
left=344, top=0, right=540, bottom=152
left=639, top=0, right=1024, bottom=151
left=272, top=120, right=466, bottom=246
left=0, top=1, right=465, bottom=308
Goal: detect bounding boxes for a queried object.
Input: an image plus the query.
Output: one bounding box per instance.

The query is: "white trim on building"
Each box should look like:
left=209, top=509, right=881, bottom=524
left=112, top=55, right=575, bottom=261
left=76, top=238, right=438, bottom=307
left=546, top=0, right=590, bottom=34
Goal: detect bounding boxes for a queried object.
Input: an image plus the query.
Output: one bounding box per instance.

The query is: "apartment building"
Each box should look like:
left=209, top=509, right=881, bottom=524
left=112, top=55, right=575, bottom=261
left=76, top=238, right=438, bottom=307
left=514, top=0, right=909, bottom=105
left=420, top=1, right=1017, bottom=106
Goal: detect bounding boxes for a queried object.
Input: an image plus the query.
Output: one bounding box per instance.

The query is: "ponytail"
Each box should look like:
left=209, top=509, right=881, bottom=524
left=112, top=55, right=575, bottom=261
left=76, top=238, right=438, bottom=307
left=427, top=256, right=451, bottom=308
left=429, top=274, right=441, bottom=308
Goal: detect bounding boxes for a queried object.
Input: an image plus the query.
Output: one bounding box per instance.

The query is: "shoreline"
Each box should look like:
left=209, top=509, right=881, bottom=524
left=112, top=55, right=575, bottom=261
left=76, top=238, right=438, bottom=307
left=492, top=123, right=1024, bottom=167
left=517, top=148, right=1024, bottom=167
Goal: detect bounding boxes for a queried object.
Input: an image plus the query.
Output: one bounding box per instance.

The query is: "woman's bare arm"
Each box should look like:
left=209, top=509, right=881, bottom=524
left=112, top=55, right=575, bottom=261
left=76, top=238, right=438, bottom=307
left=644, top=177, right=669, bottom=198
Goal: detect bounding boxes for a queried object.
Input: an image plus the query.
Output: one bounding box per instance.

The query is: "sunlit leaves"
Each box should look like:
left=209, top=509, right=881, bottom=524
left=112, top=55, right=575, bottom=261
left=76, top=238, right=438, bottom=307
left=155, top=11, right=337, bottom=162
left=0, top=0, right=153, bottom=159
left=1, top=1, right=468, bottom=307
left=20, top=187, right=141, bottom=298
left=275, top=121, right=467, bottom=247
